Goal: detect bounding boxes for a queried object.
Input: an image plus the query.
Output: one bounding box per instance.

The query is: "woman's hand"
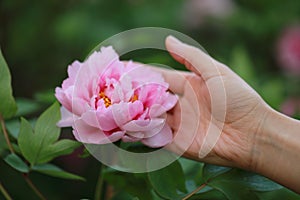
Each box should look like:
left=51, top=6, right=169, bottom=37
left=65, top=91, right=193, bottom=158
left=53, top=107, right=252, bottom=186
left=159, top=36, right=268, bottom=170
left=158, top=36, right=300, bottom=193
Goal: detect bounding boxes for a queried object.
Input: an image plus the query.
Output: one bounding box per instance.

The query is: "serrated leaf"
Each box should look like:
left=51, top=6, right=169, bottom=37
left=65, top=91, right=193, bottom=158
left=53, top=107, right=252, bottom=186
left=148, top=160, right=187, bottom=200
left=32, top=163, right=85, bottom=181
left=4, top=153, right=29, bottom=173
left=0, top=48, right=17, bottom=119
left=18, top=102, right=79, bottom=165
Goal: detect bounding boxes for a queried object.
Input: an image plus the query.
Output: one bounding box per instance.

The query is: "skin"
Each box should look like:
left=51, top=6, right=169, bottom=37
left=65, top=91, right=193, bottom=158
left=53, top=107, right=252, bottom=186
left=156, top=36, right=300, bottom=193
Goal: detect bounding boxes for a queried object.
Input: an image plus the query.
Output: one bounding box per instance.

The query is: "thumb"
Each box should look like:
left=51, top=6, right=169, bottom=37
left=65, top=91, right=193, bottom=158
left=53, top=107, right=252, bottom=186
left=165, top=35, right=221, bottom=80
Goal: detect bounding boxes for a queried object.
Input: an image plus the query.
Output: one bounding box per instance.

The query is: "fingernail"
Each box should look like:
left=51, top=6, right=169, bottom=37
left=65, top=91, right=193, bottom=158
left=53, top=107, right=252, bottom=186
left=167, top=35, right=182, bottom=45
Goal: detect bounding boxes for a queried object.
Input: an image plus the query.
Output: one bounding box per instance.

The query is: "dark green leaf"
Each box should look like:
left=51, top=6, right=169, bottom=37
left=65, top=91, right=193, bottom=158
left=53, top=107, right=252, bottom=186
left=207, top=169, right=282, bottom=200
left=4, top=153, right=29, bottom=173
left=239, top=171, right=283, bottom=191
left=18, top=103, right=78, bottom=165
left=189, top=187, right=227, bottom=200
left=103, top=170, right=152, bottom=200
left=202, top=164, right=231, bottom=182
left=209, top=180, right=259, bottom=200
left=211, top=169, right=282, bottom=192
left=0, top=49, right=17, bottom=119
left=148, top=160, right=187, bottom=200
left=32, top=163, right=85, bottom=181
left=179, top=158, right=204, bottom=185
left=255, top=188, right=300, bottom=200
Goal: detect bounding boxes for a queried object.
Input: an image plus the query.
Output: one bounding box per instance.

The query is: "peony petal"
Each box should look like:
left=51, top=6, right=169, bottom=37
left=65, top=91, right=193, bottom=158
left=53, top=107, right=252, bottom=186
left=81, top=110, right=99, bottom=128
left=122, top=118, right=164, bottom=132
left=149, top=94, right=178, bottom=117
left=122, top=135, right=141, bottom=143
left=96, top=108, right=119, bottom=131
left=73, top=118, right=124, bottom=144
left=122, top=63, right=168, bottom=88
left=111, top=101, right=143, bottom=126
left=57, top=106, right=77, bottom=127
left=141, top=123, right=173, bottom=148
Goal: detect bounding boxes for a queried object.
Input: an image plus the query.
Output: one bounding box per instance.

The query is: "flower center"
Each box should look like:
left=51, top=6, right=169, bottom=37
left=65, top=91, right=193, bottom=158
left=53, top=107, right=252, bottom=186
left=130, top=94, right=138, bottom=102
left=98, top=92, right=139, bottom=108
left=99, top=92, right=111, bottom=108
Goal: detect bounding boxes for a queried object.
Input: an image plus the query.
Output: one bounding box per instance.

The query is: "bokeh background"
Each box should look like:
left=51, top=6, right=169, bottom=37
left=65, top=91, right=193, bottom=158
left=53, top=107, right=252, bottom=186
left=1, top=0, right=300, bottom=199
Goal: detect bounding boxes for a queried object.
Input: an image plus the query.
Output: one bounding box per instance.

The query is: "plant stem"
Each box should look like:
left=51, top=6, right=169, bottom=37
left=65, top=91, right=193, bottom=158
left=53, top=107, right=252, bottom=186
left=182, top=183, right=207, bottom=200
left=23, top=174, right=47, bottom=200
left=0, top=182, right=12, bottom=200
left=0, top=115, right=14, bottom=153
left=94, top=164, right=105, bottom=200
left=0, top=115, right=47, bottom=200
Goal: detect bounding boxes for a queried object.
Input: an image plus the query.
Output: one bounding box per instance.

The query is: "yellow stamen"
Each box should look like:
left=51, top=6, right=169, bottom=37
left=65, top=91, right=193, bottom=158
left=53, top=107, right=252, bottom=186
left=130, top=94, right=138, bottom=102
left=99, top=92, right=111, bottom=107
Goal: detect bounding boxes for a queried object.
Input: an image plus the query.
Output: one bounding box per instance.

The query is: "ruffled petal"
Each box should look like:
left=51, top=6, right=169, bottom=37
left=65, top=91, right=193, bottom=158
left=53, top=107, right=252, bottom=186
left=57, top=106, right=77, bottom=127
left=111, top=101, right=143, bottom=126
left=73, top=118, right=124, bottom=144
left=141, top=123, right=173, bottom=148
left=122, top=118, right=164, bottom=132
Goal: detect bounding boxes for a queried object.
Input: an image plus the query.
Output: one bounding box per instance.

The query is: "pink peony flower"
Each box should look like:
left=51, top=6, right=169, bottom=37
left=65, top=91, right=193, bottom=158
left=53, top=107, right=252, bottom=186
left=277, top=25, right=300, bottom=75
left=55, top=46, right=177, bottom=148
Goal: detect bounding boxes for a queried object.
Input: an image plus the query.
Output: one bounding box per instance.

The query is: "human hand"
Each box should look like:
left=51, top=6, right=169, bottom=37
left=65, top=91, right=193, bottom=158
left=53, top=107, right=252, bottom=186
left=159, top=36, right=271, bottom=170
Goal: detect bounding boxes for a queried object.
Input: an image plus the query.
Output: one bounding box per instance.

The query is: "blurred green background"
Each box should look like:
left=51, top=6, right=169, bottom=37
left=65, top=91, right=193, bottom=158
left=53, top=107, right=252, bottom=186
left=1, top=0, right=300, bottom=199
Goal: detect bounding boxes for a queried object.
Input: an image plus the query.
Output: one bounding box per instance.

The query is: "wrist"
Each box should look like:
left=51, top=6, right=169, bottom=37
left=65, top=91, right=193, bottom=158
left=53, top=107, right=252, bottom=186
left=251, top=106, right=300, bottom=192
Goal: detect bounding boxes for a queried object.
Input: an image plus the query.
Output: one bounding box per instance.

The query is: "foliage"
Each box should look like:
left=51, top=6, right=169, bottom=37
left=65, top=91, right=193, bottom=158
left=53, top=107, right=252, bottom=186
left=0, top=0, right=300, bottom=199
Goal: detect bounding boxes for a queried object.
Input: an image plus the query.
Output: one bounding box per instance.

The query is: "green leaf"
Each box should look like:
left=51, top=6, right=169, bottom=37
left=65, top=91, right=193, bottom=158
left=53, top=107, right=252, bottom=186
left=179, top=158, right=204, bottom=185
left=209, top=180, right=259, bottom=200
left=189, top=187, right=227, bottom=200
left=32, top=163, right=85, bottom=181
left=0, top=48, right=17, bottom=119
left=18, top=117, right=36, bottom=164
left=4, top=153, right=29, bottom=173
left=206, top=169, right=282, bottom=200
left=37, top=139, right=81, bottom=163
left=18, top=102, right=79, bottom=165
left=255, top=188, right=300, bottom=200
left=202, top=164, right=231, bottom=182
left=103, top=170, right=153, bottom=200
left=238, top=171, right=283, bottom=192
left=148, top=160, right=187, bottom=200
